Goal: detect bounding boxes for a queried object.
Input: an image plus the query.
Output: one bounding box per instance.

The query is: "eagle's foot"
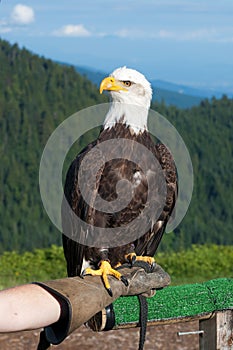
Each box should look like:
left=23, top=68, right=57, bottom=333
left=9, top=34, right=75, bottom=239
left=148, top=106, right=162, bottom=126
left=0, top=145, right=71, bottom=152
left=125, top=253, right=155, bottom=266
left=83, top=260, right=128, bottom=297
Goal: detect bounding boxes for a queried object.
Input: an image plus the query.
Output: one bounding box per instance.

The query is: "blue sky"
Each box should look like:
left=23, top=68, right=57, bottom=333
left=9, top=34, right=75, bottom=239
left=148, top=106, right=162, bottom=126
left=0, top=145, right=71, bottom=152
left=0, top=0, right=233, bottom=93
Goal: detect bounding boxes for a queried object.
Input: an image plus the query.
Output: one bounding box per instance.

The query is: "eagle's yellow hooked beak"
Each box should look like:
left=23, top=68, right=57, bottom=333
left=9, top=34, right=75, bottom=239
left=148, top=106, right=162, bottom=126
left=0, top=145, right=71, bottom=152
left=99, top=76, right=128, bottom=94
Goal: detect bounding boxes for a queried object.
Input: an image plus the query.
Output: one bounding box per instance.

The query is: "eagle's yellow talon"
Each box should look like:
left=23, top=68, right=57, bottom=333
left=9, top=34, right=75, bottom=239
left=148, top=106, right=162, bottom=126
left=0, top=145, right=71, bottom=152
left=114, top=262, right=122, bottom=268
left=83, top=260, right=125, bottom=295
left=84, top=267, right=102, bottom=276
left=125, top=253, right=137, bottom=264
left=125, top=253, right=155, bottom=266
left=137, top=256, right=155, bottom=265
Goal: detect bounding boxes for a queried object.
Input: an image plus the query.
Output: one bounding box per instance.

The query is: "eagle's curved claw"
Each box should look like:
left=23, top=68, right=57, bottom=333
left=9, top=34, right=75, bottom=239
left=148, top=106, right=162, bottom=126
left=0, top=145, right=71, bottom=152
left=151, top=261, right=156, bottom=272
left=83, top=260, right=126, bottom=296
left=125, top=253, right=155, bottom=267
left=125, top=252, right=137, bottom=265
left=107, top=288, right=113, bottom=297
left=121, top=276, right=129, bottom=286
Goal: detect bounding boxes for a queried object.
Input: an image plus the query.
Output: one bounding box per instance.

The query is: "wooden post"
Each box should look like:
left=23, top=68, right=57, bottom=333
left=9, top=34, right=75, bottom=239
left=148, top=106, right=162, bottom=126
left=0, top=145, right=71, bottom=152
left=199, top=310, right=233, bottom=350
left=216, top=311, right=233, bottom=349
left=199, top=314, right=216, bottom=349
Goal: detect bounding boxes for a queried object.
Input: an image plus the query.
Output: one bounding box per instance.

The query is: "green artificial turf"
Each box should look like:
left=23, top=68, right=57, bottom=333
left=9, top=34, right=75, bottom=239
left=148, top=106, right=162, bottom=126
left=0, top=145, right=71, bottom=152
left=113, top=278, right=233, bottom=327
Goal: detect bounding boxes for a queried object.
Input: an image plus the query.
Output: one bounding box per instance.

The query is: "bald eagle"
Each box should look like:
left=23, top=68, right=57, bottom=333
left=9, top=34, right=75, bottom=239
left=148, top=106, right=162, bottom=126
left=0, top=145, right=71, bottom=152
left=62, top=67, right=177, bottom=295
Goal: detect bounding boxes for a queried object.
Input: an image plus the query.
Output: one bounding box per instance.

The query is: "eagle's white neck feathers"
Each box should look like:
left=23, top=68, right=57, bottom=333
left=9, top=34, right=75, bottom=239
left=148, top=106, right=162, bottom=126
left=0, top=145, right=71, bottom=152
left=104, top=102, right=149, bottom=133
left=103, top=67, right=153, bottom=134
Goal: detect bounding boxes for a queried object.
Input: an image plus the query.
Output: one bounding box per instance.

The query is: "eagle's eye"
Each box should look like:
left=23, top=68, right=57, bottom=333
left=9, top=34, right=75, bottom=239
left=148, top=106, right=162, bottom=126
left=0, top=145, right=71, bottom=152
left=122, top=80, right=132, bottom=87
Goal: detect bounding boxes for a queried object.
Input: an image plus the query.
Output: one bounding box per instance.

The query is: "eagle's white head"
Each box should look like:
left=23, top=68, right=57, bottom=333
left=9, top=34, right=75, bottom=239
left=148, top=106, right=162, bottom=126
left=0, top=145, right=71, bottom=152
left=100, top=67, right=153, bottom=133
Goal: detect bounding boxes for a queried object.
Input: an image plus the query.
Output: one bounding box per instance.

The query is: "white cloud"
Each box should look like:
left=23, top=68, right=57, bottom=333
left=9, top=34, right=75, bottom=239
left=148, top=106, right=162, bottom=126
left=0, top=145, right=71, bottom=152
left=217, top=37, right=233, bottom=43
left=0, top=19, right=12, bottom=33
left=11, top=4, right=35, bottom=25
left=0, top=27, right=12, bottom=34
left=157, top=28, right=218, bottom=41
left=53, top=24, right=91, bottom=37
left=114, top=27, right=233, bottom=43
left=157, top=27, right=233, bottom=43
left=115, top=28, right=144, bottom=39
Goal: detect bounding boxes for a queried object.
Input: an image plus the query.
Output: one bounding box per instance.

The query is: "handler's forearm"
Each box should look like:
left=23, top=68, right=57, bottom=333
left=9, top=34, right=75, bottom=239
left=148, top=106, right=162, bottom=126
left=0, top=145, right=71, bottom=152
left=0, top=264, right=170, bottom=337
left=0, top=284, right=61, bottom=332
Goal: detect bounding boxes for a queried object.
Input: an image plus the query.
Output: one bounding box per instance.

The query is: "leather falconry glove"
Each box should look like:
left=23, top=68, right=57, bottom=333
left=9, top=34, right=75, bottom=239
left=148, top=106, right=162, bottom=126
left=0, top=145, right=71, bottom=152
left=35, top=263, right=170, bottom=347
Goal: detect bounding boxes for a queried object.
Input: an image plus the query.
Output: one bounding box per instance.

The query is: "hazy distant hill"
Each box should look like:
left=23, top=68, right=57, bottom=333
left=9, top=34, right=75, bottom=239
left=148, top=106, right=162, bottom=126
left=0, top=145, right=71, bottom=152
left=151, top=79, right=225, bottom=99
left=76, top=66, right=105, bottom=86
left=75, top=66, right=204, bottom=108
left=152, top=86, right=203, bottom=108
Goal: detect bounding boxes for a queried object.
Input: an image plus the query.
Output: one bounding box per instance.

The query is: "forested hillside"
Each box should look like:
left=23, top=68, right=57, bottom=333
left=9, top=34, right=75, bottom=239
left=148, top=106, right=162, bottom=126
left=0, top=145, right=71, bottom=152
left=0, top=39, right=106, bottom=252
left=0, top=38, right=232, bottom=253
left=154, top=98, right=233, bottom=249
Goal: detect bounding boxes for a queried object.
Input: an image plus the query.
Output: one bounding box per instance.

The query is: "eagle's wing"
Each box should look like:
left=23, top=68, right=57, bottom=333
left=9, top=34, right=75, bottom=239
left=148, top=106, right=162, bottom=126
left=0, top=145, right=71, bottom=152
left=134, top=143, right=178, bottom=257
left=62, top=154, right=85, bottom=277
left=62, top=140, right=101, bottom=277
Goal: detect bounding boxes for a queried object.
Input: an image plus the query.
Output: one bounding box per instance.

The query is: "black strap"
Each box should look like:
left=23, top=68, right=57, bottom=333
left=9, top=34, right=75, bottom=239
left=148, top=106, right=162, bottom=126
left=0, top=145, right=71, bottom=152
left=138, top=295, right=148, bottom=350
left=37, top=330, right=51, bottom=350
left=118, top=261, right=151, bottom=350
left=133, top=261, right=151, bottom=350
left=103, top=303, right=116, bottom=330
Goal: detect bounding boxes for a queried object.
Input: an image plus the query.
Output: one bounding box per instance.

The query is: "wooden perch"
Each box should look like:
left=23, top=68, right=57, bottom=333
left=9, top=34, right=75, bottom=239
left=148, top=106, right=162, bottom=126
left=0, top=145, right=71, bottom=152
left=110, top=278, right=233, bottom=349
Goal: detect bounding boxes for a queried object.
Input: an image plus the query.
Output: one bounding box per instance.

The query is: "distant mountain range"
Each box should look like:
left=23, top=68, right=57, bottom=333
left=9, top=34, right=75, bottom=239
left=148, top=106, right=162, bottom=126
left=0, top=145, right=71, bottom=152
left=74, top=66, right=228, bottom=109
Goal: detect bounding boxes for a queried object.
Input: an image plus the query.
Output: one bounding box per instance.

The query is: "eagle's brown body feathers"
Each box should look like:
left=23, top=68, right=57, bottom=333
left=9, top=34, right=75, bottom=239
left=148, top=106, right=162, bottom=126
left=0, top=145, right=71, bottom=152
left=62, top=123, right=177, bottom=277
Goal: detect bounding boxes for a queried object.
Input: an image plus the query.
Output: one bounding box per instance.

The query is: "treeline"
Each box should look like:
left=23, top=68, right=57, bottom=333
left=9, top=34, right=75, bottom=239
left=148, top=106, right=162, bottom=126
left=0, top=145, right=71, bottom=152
left=154, top=97, right=233, bottom=249
left=0, top=244, right=232, bottom=289
left=0, top=38, right=232, bottom=253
